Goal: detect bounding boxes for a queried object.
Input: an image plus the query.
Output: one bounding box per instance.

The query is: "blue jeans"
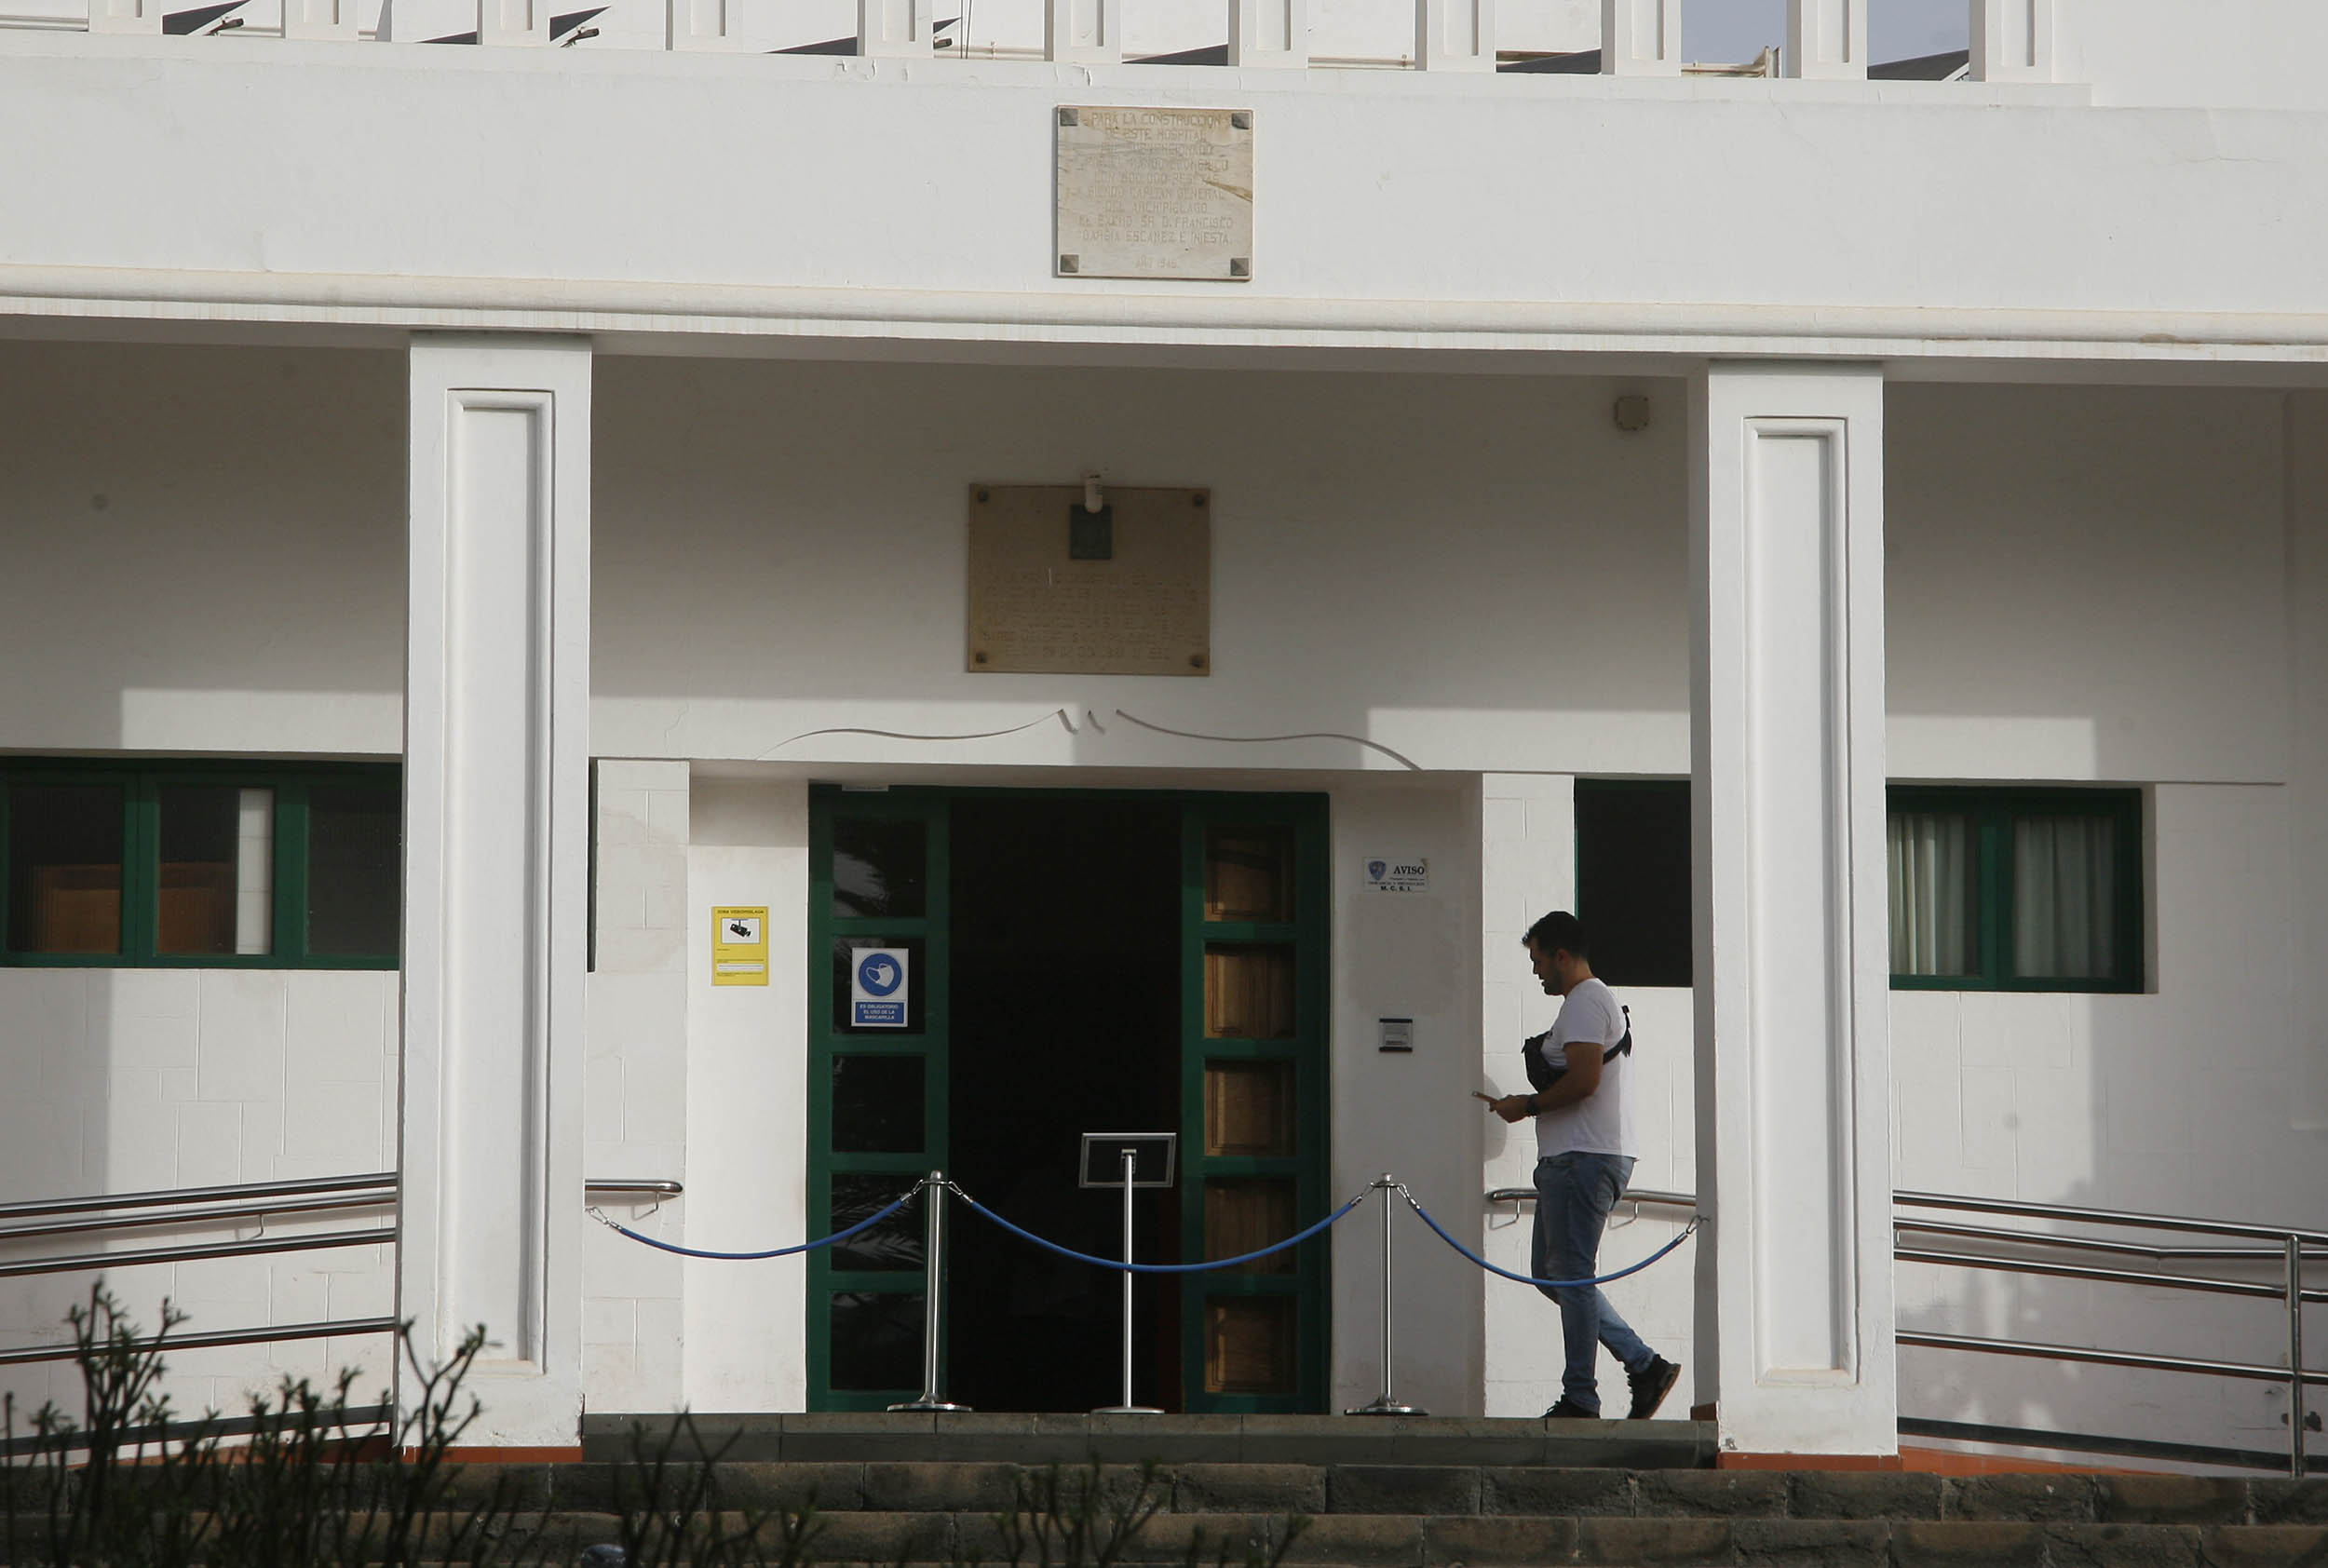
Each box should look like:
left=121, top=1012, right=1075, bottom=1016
left=1531, top=1152, right=1658, bottom=1414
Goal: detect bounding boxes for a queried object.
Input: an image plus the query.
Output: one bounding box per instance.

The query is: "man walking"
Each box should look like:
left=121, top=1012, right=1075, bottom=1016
left=1486, top=911, right=1681, bottom=1420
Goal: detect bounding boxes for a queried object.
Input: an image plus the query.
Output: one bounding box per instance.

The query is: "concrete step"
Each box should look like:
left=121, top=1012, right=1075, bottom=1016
left=579, top=1411, right=1720, bottom=1468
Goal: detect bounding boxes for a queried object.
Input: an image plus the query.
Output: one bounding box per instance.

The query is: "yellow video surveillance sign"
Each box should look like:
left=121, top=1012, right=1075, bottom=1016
left=712, top=906, right=769, bottom=986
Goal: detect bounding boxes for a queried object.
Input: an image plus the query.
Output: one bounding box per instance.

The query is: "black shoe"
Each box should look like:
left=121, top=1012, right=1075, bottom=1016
left=1543, top=1399, right=1599, bottom=1420
left=1628, top=1357, right=1682, bottom=1420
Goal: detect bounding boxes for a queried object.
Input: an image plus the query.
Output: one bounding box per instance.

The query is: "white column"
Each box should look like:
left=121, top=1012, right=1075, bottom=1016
left=2289, top=395, right=2328, bottom=1131
left=1688, top=364, right=1895, bottom=1458
left=1228, top=0, right=1306, bottom=68
left=478, top=0, right=552, bottom=46
left=1600, top=0, right=1678, bottom=74
left=282, top=0, right=358, bottom=38
left=86, top=0, right=160, bottom=34
left=1415, top=0, right=1492, bottom=72
left=1785, top=0, right=1864, bottom=79
left=1969, top=0, right=2051, bottom=82
left=1045, top=0, right=1119, bottom=63
left=858, top=0, right=934, bottom=57
left=400, top=337, right=591, bottom=1450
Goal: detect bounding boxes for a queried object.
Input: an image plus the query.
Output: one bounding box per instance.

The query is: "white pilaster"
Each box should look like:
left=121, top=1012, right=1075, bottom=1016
left=1415, top=0, right=1492, bottom=73
left=1228, top=0, right=1306, bottom=68
left=1688, top=364, right=1895, bottom=1458
left=478, top=0, right=552, bottom=46
left=400, top=337, right=591, bottom=1450
left=1969, top=0, right=2051, bottom=82
left=665, top=0, right=726, bottom=49
left=1045, top=0, right=1119, bottom=63
left=1785, top=0, right=1864, bottom=79
left=857, top=0, right=934, bottom=57
left=1600, top=0, right=1678, bottom=75
left=282, top=0, right=357, bottom=39
left=86, top=0, right=160, bottom=34
left=2289, top=395, right=2328, bottom=1132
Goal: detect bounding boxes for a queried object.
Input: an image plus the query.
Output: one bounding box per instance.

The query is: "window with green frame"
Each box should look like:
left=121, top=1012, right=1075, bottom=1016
left=1887, top=787, right=2144, bottom=993
left=1, top=760, right=399, bottom=968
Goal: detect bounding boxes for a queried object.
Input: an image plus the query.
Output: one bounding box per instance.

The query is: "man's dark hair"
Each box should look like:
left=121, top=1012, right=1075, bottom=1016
left=1523, top=910, right=1590, bottom=959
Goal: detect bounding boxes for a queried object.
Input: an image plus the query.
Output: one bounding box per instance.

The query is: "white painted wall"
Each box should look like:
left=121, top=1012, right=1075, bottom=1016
left=0, top=969, right=400, bottom=1422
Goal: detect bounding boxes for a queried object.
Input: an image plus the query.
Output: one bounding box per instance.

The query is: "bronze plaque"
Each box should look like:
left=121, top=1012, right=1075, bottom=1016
left=967, top=484, right=1211, bottom=676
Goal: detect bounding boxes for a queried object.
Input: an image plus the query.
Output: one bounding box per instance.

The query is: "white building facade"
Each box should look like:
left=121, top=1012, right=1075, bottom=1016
left=1, top=0, right=2323, bottom=1467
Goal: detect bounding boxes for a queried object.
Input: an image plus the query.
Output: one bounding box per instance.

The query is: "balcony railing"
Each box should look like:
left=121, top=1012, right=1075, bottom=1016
left=14, top=0, right=2052, bottom=85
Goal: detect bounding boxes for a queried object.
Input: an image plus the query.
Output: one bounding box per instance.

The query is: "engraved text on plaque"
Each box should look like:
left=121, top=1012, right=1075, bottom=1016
left=1055, top=106, right=1253, bottom=282
left=967, top=484, right=1211, bottom=676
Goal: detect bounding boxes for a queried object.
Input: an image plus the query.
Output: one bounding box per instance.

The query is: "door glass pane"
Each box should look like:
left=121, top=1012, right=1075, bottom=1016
left=1203, top=944, right=1295, bottom=1038
left=308, top=787, right=399, bottom=956
left=1886, top=811, right=1977, bottom=977
left=832, top=938, right=928, bottom=1034
left=829, top=1291, right=923, bottom=1390
left=2011, top=812, right=2119, bottom=980
left=1204, top=1178, right=1296, bottom=1276
left=1204, top=1060, right=1294, bottom=1156
left=1204, top=1295, right=1295, bottom=1394
left=833, top=818, right=927, bottom=919
left=7, top=785, right=124, bottom=955
left=1204, top=825, right=1293, bottom=923
left=829, top=1175, right=926, bottom=1272
left=832, top=1054, right=925, bottom=1154
left=157, top=786, right=273, bottom=956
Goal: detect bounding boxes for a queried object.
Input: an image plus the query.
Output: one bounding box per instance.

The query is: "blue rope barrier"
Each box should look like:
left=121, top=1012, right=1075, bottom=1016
left=590, top=1184, right=922, bottom=1262
left=1402, top=1189, right=1699, bottom=1290
left=952, top=1186, right=1368, bottom=1274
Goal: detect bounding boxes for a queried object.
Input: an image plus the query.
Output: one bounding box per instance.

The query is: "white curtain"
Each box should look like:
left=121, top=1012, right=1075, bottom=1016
left=2013, top=815, right=2117, bottom=980
left=1888, top=812, right=1973, bottom=976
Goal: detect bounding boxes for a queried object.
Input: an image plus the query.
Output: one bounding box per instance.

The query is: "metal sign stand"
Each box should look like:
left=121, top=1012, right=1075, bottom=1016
left=1347, top=1173, right=1426, bottom=1416
left=1080, top=1132, right=1176, bottom=1415
left=887, top=1172, right=969, bottom=1413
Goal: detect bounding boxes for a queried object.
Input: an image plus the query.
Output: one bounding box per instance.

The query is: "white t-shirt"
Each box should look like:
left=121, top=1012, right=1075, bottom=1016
left=1532, top=977, right=1635, bottom=1159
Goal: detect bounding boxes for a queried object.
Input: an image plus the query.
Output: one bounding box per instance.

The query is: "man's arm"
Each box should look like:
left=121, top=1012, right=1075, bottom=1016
left=1488, top=1042, right=1604, bottom=1122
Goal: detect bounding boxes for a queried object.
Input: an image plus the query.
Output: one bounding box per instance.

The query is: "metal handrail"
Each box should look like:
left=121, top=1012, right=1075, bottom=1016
left=0, top=1171, right=396, bottom=1225
left=1482, top=1182, right=2319, bottom=1475
left=0, top=1316, right=400, bottom=1369
left=0, top=1227, right=394, bottom=1280
left=0, top=1175, right=684, bottom=1248
left=1486, top=1185, right=1697, bottom=1210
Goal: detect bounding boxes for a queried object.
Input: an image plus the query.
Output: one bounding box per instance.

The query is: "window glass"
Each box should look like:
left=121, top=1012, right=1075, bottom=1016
left=307, top=787, right=399, bottom=957
left=1203, top=944, right=1295, bottom=1038
left=1203, top=1296, right=1295, bottom=1395
left=1575, top=781, right=1692, bottom=987
left=828, top=1291, right=923, bottom=1390
left=1204, top=825, right=1293, bottom=923
left=7, top=785, right=125, bottom=955
left=832, top=818, right=927, bottom=919
left=831, top=1054, right=925, bottom=1154
left=828, top=1175, right=926, bottom=1272
left=1888, top=810, right=1979, bottom=978
left=830, top=938, right=927, bottom=1034
left=2011, top=814, right=2119, bottom=980
left=157, top=786, right=273, bottom=956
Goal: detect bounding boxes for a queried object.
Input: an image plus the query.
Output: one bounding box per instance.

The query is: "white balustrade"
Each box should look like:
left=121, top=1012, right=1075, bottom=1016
left=1228, top=0, right=1305, bottom=68
left=1046, top=0, right=1119, bottom=62
left=478, top=0, right=551, bottom=43
left=1415, top=0, right=1490, bottom=72
left=666, top=0, right=727, bottom=50
left=283, top=0, right=357, bottom=38
left=859, top=0, right=934, bottom=57
left=1785, top=0, right=1864, bottom=79
left=1970, top=0, right=2051, bottom=82
left=85, top=0, right=159, bottom=34
left=1599, top=0, right=1678, bottom=75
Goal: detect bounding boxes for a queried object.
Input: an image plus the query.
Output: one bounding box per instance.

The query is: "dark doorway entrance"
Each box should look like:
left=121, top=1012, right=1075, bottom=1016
left=945, top=796, right=1184, bottom=1412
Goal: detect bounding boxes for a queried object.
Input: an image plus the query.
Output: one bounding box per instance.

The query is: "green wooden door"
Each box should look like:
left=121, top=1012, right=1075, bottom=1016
left=1177, top=795, right=1331, bottom=1413
left=805, top=786, right=1329, bottom=1412
left=805, top=790, right=952, bottom=1410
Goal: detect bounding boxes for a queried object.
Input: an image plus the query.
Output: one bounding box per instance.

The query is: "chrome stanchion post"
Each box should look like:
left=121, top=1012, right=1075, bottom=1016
left=1094, top=1145, right=1161, bottom=1413
left=889, top=1173, right=969, bottom=1413
left=2289, top=1234, right=2307, bottom=1478
left=1348, top=1174, right=1425, bottom=1416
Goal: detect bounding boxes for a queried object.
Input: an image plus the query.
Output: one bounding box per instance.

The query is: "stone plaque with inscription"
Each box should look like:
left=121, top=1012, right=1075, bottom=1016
left=1055, top=106, right=1252, bottom=282
left=967, top=484, right=1211, bottom=676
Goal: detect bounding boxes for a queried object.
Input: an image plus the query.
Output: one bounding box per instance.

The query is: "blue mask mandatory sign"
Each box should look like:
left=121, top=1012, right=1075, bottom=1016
left=850, top=946, right=910, bottom=1028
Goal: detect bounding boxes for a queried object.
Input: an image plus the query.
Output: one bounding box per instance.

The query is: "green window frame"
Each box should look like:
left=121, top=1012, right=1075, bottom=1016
left=0, top=758, right=399, bottom=970
left=1887, top=786, right=2144, bottom=994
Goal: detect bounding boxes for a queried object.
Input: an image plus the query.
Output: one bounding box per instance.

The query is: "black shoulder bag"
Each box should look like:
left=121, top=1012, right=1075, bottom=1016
left=1521, top=1006, right=1632, bottom=1093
